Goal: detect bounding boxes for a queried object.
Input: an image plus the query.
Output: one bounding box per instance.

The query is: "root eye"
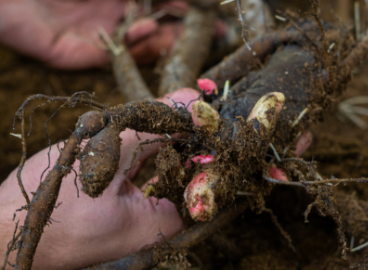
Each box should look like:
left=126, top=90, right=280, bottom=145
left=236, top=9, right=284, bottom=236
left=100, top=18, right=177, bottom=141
left=184, top=171, right=219, bottom=221
left=192, top=100, right=220, bottom=131
left=247, top=92, right=285, bottom=138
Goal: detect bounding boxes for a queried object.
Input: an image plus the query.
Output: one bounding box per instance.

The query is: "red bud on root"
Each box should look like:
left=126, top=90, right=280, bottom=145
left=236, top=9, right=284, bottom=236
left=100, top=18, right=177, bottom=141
left=197, top=78, right=218, bottom=95
left=247, top=92, right=285, bottom=132
left=184, top=171, right=220, bottom=221
left=295, top=131, right=313, bottom=157
left=269, top=164, right=289, bottom=181
left=185, top=154, right=214, bottom=168
left=192, top=100, right=220, bottom=132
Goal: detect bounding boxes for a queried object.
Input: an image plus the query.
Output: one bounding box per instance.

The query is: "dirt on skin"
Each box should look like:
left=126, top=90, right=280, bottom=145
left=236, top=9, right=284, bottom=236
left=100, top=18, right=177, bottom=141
left=1, top=1, right=368, bottom=270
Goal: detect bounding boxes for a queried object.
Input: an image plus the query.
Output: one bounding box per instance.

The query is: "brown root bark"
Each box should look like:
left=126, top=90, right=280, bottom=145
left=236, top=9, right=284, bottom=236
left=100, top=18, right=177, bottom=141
left=79, top=100, right=195, bottom=198
left=15, top=111, right=106, bottom=270
left=113, top=45, right=154, bottom=102
left=158, top=7, right=215, bottom=96
left=104, top=2, right=154, bottom=102
left=340, top=33, right=368, bottom=81
left=79, top=121, right=121, bottom=198
left=108, top=100, right=194, bottom=134
left=201, top=31, right=304, bottom=88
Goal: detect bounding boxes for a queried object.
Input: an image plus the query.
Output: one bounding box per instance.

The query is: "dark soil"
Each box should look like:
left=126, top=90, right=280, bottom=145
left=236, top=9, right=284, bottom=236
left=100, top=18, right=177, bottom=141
left=1, top=1, right=368, bottom=269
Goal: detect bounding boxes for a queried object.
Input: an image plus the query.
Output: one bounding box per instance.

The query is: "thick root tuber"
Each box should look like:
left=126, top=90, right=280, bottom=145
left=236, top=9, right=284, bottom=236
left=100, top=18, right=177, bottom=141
left=79, top=121, right=121, bottom=198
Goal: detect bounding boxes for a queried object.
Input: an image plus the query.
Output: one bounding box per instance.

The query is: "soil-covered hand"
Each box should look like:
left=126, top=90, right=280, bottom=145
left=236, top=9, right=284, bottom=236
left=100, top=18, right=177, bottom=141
left=0, top=0, right=189, bottom=69
left=0, top=88, right=199, bottom=270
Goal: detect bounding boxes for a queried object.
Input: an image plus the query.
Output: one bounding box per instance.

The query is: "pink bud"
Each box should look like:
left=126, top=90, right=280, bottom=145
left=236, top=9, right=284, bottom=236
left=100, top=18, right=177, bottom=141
left=197, top=78, right=218, bottom=95
left=192, top=155, right=214, bottom=164
left=269, top=166, right=288, bottom=181
left=295, top=131, right=313, bottom=157
left=187, top=195, right=209, bottom=221
left=184, top=171, right=219, bottom=221
left=185, top=155, right=214, bottom=168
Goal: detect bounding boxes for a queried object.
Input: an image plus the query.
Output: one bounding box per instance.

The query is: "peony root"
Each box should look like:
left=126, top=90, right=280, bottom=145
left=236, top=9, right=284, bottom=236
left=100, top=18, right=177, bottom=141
left=184, top=91, right=284, bottom=221
left=10, top=16, right=368, bottom=270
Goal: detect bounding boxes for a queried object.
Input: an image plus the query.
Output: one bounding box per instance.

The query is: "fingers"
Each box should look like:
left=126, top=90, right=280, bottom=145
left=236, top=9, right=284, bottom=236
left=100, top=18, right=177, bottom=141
left=0, top=0, right=225, bottom=69
left=48, top=31, right=109, bottom=69
left=48, top=21, right=183, bottom=68
left=48, top=17, right=223, bottom=68
left=27, top=0, right=128, bottom=69
left=48, top=17, right=170, bottom=69
left=129, top=22, right=184, bottom=64
left=129, top=19, right=226, bottom=65
left=125, top=19, right=159, bottom=46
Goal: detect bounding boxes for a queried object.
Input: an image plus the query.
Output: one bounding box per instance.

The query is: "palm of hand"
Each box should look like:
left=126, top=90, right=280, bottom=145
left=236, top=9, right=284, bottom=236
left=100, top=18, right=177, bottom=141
left=0, top=90, right=198, bottom=270
left=0, top=0, right=186, bottom=69
left=0, top=0, right=130, bottom=69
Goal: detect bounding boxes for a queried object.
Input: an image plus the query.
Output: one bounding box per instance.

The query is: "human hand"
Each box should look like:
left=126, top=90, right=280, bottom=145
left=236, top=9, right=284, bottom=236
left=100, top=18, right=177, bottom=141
left=0, top=0, right=190, bottom=69
left=0, top=88, right=199, bottom=270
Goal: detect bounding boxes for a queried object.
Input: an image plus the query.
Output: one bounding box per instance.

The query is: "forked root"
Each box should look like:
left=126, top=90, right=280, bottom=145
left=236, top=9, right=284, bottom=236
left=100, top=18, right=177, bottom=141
left=15, top=111, right=106, bottom=270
